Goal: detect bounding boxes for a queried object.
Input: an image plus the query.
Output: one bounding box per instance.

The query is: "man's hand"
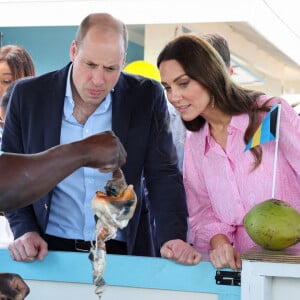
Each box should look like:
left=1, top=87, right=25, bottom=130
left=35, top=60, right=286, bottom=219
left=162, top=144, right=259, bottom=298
left=160, top=239, right=202, bottom=265
left=8, top=232, right=48, bottom=262
left=0, top=273, right=30, bottom=300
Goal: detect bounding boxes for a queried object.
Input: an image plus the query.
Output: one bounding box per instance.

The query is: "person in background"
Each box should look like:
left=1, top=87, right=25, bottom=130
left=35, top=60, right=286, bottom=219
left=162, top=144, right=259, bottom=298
left=157, top=33, right=300, bottom=270
left=0, top=45, right=35, bottom=98
left=201, top=33, right=233, bottom=74
left=0, top=45, right=35, bottom=138
left=167, top=32, right=233, bottom=172
left=0, top=130, right=126, bottom=299
left=2, top=13, right=201, bottom=265
left=0, top=79, right=26, bottom=133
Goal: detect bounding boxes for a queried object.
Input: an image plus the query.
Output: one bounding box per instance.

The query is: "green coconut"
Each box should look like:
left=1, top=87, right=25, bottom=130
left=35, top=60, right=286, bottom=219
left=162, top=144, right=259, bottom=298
left=243, top=199, right=300, bottom=250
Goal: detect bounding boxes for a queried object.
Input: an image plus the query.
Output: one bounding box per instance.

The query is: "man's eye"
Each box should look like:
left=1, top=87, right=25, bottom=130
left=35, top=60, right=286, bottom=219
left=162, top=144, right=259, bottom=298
left=86, top=63, right=97, bottom=68
left=104, top=66, right=117, bottom=72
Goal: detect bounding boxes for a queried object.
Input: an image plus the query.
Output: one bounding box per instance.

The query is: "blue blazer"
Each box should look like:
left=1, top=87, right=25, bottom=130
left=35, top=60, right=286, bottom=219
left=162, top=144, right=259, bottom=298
left=2, top=63, right=188, bottom=256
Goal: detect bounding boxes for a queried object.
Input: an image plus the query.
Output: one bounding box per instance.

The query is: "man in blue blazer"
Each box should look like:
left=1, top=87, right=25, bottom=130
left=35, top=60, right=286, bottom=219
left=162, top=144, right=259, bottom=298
left=2, top=13, right=201, bottom=265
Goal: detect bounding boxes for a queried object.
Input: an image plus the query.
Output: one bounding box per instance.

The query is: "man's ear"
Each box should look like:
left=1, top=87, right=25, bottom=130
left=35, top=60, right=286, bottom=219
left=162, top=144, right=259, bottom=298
left=69, top=40, right=77, bottom=62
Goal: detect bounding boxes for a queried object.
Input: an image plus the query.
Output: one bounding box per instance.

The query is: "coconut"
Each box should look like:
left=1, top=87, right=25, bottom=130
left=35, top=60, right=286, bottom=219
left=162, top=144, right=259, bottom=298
left=243, top=199, right=300, bottom=250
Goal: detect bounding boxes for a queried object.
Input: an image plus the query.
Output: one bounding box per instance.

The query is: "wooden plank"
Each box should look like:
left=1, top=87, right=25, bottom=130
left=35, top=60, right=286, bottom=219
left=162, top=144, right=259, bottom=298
left=242, top=246, right=300, bottom=263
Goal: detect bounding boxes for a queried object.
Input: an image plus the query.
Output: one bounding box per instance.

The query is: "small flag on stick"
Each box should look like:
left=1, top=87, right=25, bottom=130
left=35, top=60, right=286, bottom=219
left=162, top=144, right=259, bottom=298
left=244, top=103, right=279, bottom=151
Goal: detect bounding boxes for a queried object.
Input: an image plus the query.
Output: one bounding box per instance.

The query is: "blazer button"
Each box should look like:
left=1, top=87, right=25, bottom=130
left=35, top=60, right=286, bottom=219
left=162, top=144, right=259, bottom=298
left=44, top=203, right=48, bottom=210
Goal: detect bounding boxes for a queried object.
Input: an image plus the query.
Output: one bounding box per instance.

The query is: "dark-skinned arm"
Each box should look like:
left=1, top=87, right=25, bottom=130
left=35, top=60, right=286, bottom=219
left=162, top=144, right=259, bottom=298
left=0, top=131, right=126, bottom=211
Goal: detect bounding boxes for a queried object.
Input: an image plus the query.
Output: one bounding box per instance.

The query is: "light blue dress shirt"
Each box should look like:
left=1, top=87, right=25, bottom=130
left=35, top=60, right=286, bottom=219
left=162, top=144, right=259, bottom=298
left=46, top=66, right=113, bottom=241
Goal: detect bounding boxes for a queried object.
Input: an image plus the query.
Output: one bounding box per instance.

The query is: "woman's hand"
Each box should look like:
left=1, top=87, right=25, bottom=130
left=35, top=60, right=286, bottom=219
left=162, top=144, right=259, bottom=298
left=209, top=234, right=241, bottom=271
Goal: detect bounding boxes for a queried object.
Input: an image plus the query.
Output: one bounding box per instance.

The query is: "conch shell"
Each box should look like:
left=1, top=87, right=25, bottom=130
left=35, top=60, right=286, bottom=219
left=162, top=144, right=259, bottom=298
left=89, top=169, right=137, bottom=299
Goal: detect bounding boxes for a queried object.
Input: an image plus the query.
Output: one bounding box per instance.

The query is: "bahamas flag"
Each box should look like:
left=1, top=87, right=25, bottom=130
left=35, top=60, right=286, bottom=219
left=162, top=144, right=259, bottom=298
left=244, top=103, right=280, bottom=151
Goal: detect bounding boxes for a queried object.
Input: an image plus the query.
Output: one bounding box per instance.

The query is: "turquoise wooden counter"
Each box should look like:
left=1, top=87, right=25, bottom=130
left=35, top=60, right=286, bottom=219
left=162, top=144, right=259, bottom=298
left=0, top=249, right=240, bottom=300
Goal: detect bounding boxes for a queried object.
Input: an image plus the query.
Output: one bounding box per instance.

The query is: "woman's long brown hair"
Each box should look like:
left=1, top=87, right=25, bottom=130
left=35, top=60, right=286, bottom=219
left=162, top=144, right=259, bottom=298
left=157, top=34, right=274, bottom=168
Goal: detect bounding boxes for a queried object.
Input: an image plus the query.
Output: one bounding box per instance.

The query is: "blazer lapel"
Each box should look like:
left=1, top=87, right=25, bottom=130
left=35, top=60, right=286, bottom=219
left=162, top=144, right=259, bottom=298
left=111, top=74, right=132, bottom=147
left=43, top=64, right=71, bottom=149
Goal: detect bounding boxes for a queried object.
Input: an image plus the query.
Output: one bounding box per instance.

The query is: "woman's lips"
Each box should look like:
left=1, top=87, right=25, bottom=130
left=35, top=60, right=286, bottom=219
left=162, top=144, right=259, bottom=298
left=176, top=104, right=190, bottom=113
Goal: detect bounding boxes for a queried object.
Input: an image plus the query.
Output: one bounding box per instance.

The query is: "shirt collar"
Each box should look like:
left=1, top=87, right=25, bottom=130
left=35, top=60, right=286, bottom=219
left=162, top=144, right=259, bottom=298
left=203, top=113, right=250, bottom=154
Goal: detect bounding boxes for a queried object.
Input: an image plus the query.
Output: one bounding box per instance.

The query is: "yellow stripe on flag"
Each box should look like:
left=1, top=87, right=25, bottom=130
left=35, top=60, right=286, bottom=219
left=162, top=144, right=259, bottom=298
left=251, top=124, right=262, bottom=148
left=244, top=103, right=280, bottom=152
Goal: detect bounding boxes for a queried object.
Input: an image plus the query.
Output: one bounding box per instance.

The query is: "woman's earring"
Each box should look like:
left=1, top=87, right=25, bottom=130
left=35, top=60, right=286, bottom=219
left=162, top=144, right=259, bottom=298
left=211, top=96, right=215, bottom=109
